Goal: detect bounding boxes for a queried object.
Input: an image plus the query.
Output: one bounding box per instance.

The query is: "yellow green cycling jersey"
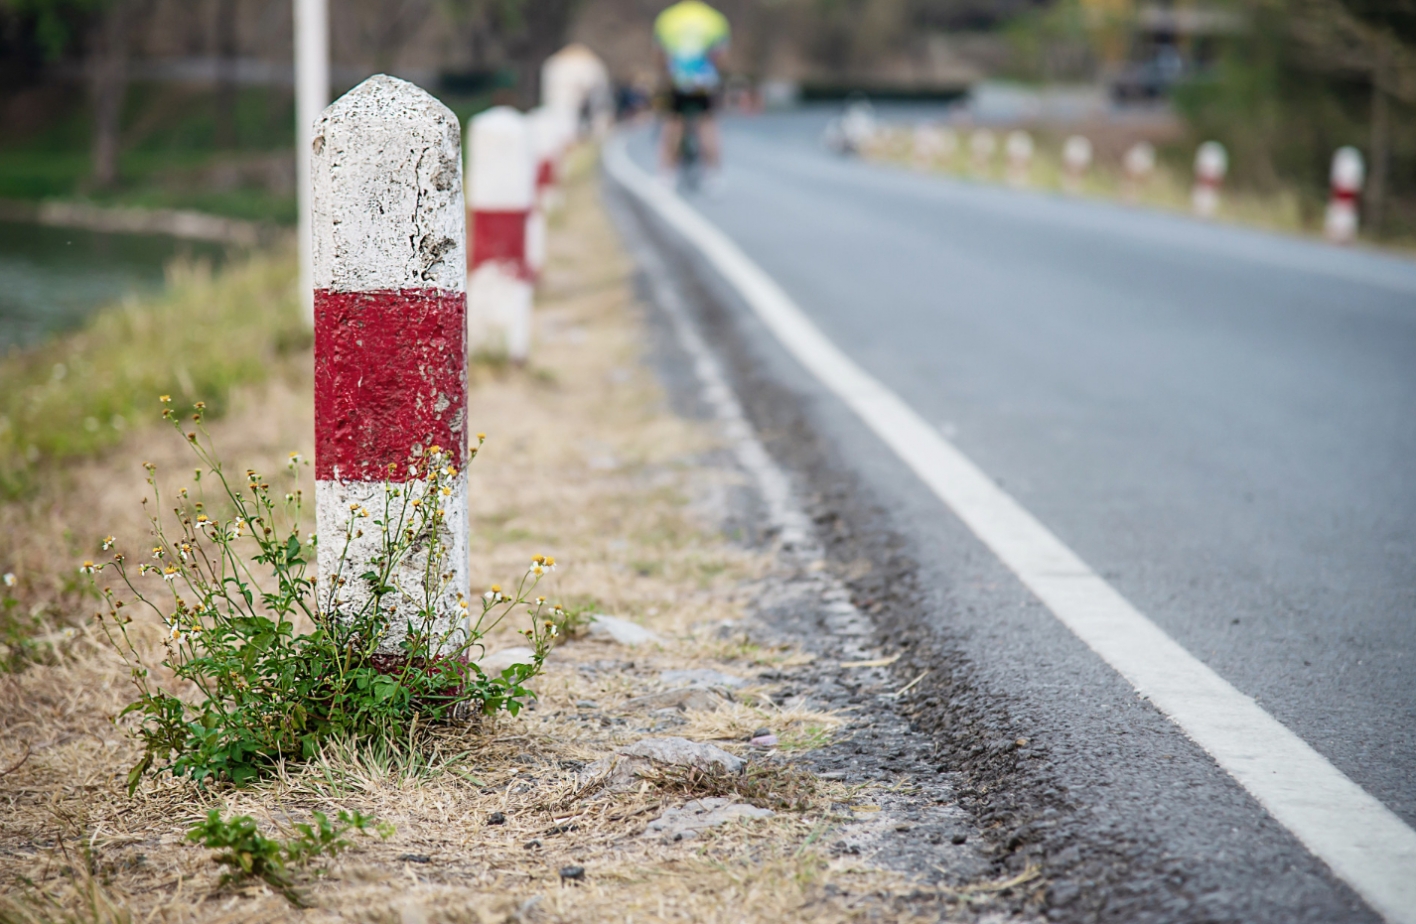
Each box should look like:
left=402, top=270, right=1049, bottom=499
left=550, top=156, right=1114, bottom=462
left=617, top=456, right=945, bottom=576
left=654, top=1, right=730, bottom=92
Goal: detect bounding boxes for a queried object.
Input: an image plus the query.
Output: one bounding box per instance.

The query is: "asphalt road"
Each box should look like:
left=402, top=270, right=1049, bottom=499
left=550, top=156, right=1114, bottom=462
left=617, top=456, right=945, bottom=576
left=614, top=110, right=1416, bottom=922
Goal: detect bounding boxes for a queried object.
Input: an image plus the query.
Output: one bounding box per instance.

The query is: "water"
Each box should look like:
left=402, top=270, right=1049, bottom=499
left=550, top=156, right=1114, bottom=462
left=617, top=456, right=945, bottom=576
left=0, top=220, right=229, bottom=353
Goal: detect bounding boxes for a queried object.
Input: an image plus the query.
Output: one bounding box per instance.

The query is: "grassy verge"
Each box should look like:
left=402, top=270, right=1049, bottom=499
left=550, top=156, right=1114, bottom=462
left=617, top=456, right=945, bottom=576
left=867, top=125, right=1416, bottom=253
left=0, top=151, right=945, bottom=922
left=0, top=250, right=306, bottom=664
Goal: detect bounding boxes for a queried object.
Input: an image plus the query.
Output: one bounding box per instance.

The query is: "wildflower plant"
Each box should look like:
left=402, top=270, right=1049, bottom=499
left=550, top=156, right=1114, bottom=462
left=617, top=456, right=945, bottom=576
left=91, top=398, right=563, bottom=791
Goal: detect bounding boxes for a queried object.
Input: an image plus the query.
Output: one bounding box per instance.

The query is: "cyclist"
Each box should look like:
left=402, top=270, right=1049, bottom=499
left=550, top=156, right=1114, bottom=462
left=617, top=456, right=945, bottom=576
left=653, top=0, right=730, bottom=187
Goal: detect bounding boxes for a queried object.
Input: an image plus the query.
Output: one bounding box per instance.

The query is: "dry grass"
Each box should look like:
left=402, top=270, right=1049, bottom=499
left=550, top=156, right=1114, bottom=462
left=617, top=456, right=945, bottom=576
left=0, top=150, right=950, bottom=923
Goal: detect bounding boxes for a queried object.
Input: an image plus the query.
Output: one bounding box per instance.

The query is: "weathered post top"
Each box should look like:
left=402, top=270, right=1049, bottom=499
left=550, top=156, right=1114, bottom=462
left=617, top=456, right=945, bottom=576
left=312, top=74, right=465, bottom=294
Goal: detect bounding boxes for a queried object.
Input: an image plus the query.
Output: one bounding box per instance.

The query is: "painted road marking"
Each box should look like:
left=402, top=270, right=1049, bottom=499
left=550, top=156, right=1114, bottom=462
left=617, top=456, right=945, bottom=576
left=605, top=138, right=1416, bottom=924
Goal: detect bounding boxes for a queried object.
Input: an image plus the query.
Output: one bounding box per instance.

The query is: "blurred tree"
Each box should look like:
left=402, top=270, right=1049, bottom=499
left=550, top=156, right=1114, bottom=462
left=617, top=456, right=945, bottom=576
left=0, top=0, right=153, bottom=187
left=213, top=0, right=238, bottom=148
left=441, top=0, right=582, bottom=104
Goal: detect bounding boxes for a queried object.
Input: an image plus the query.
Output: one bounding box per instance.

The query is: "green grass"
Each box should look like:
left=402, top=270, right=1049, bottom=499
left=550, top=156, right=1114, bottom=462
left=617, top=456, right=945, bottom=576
left=0, top=82, right=498, bottom=226
left=0, top=252, right=306, bottom=498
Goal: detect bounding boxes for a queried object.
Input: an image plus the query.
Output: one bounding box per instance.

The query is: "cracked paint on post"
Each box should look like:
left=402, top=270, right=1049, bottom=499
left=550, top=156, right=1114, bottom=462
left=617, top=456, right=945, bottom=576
left=311, top=74, right=469, bottom=659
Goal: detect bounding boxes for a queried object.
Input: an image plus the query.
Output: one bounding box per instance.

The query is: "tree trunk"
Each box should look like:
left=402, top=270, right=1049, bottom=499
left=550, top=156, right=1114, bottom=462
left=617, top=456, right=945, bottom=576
left=214, top=0, right=239, bottom=149
left=1365, top=34, right=1391, bottom=235
left=89, top=0, right=130, bottom=189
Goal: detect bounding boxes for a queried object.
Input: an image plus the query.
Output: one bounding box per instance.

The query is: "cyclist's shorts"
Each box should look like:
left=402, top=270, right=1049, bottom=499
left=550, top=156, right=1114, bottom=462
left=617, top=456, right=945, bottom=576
left=670, top=90, right=715, bottom=116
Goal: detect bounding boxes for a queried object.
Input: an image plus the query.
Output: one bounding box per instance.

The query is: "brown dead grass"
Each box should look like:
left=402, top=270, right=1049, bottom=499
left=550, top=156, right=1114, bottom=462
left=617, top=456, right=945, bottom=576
left=0, top=149, right=951, bottom=922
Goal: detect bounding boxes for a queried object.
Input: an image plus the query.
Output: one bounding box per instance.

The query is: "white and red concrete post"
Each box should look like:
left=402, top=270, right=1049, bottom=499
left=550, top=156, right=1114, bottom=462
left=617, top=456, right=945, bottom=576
left=1062, top=134, right=1092, bottom=193
left=524, top=107, right=564, bottom=280
left=1325, top=146, right=1364, bottom=244
left=1192, top=141, right=1228, bottom=218
left=310, top=75, right=469, bottom=662
left=466, top=106, right=536, bottom=363
left=1005, top=130, right=1034, bottom=187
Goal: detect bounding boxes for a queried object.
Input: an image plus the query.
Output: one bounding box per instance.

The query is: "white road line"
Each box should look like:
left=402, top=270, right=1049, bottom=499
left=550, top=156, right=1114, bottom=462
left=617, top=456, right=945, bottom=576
left=605, top=138, right=1416, bottom=924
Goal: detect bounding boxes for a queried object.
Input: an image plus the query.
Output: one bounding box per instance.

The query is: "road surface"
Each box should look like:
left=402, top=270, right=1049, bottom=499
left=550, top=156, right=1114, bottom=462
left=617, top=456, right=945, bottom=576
left=609, top=110, right=1416, bottom=923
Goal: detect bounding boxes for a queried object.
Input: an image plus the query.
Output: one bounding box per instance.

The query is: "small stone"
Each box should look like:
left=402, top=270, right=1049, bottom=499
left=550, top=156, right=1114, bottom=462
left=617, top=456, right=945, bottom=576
left=575, top=700, right=599, bottom=710
left=399, top=853, right=432, bottom=864
left=582, top=736, right=747, bottom=791
left=749, top=734, right=779, bottom=748
left=750, top=727, right=772, bottom=739
left=559, top=865, right=585, bottom=881
left=643, top=798, right=774, bottom=841
left=487, top=812, right=506, bottom=825
left=586, top=615, right=660, bottom=647
left=951, top=832, right=967, bottom=845
left=623, top=687, right=726, bottom=712
left=621, top=737, right=745, bottom=773
left=523, top=839, right=542, bottom=849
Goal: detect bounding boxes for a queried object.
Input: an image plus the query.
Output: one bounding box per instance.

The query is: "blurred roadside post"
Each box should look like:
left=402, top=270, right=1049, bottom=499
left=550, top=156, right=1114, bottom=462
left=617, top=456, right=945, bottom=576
left=913, top=124, right=956, bottom=170
left=466, top=107, right=536, bottom=364
left=310, top=76, right=469, bottom=658
left=1062, top=135, right=1092, bottom=193
left=1324, top=147, right=1364, bottom=245
left=1005, top=130, right=1034, bottom=188
left=541, top=45, right=613, bottom=140
left=1122, top=142, right=1155, bottom=202
left=295, top=0, right=329, bottom=327
left=970, top=130, right=996, bottom=176
left=1192, top=141, right=1228, bottom=219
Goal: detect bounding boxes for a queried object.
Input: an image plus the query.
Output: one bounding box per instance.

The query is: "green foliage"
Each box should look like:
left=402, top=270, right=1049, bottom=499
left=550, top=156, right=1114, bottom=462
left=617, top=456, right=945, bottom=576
left=94, top=411, right=567, bottom=790
left=0, top=254, right=302, bottom=499
left=186, top=808, right=392, bottom=903
left=0, top=0, right=107, bottom=61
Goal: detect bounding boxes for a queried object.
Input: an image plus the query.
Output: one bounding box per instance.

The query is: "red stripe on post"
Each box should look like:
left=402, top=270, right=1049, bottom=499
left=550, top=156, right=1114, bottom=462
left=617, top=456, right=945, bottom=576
left=471, top=210, right=530, bottom=271
left=314, top=288, right=467, bottom=481
left=536, top=159, right=555, bottom=190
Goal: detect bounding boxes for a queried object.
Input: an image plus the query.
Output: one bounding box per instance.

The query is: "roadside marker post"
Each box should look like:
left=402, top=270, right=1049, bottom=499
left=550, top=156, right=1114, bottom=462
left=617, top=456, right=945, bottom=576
left=1062, top=135, right=1092, bottom=193
left=541, top=44, right=613, bottom=139
left=912, top=123, right=956, bottom=169
left=1005, top=130, right=1034, bottom=187
left=1325, top=147, right=1364, bottom=245
left=310, top=75, right=470, bottom=663
left=525, top=107, right=566, bottom=280
left=969, top=129, right=996, bottom=176
left=1192, top=141, right=1228, bottom=219
left=530, top=106, right=569, bottom=214
left=1122, top=141, right=1155, bottom=202
left=466, top=106, right=536, bottom=362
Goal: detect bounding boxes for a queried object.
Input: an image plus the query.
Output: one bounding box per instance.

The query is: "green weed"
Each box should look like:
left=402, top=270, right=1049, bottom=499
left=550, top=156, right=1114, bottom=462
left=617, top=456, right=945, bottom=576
left=91, top=409, right=571, bottom=790
left=186, top=809, right=391, bottom=905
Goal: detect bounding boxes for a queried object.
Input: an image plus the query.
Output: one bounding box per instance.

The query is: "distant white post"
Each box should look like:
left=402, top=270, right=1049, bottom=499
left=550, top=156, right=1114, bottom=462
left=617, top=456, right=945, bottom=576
left=1192, top=141, right=1228, bottom=219
left=294, top=0, right=329, bottom=327
left=1325, top=147, right=1364, bottom=245
left=466, top=107, right=536, bottom=363
left=970, top=129, right=996, bottom=175
left=311, top=76, right=469, bottom=663
left=1062, top=135, right=1092, bottom=193
left=541, top=44, right=613, bottom=139
left=1123, top=141, right=1155, bottom=202
left=1005, top=130, right=1034, bottom=187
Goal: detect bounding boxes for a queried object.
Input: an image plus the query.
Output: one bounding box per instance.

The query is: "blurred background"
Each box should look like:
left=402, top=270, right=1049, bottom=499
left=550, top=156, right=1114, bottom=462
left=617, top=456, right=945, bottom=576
left=0, top=0, right=1413, bottom=347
